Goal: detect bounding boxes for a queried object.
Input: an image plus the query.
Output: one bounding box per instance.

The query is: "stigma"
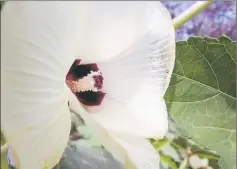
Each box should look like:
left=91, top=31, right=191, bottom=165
left=66, top=70, right=104, bottom=93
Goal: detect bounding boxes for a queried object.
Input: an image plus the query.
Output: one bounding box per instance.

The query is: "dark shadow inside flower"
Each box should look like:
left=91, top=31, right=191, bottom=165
left=75, top=91, right=105, bottom=106
left=66, top=59, right=105, bottom=107
left=67, top=60, right=99, bottom=79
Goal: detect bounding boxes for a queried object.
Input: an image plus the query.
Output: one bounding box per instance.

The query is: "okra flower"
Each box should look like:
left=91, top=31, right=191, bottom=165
left=1, top=1, right=175, bottom=169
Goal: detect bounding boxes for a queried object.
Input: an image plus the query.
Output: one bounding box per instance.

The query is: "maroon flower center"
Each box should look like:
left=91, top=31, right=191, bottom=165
left=93, top=75, right=104, bottom=90
left=66, top=59, right=105, bottom=106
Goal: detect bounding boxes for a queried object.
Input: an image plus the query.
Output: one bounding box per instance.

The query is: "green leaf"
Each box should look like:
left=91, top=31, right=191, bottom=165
left=151, top=137, right=169, bottom=151
left=165, top=35, right=236, bottom=169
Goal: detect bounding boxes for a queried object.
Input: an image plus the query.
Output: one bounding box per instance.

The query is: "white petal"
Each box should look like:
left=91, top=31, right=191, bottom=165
left=189, top=155, right=200, bottom=168
left=68, top=91, right=127, bottom=163
left=200, top=158, right=209, bottom=167
left=98, top=2, right=175, bottom=102
left=189, top=155, right=209, bottom=168
left=111, top=133, right=160, bottom=169
left=69, top=92, right=160, bottom=169
left=1, top=2, right=86, bottom=169
left=76, top=1, right=174, bottom=62
left=91, top=89, right=168, bottom=138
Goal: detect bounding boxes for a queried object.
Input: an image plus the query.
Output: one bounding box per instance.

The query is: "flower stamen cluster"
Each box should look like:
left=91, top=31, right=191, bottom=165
left=66, top=71, right=103, bottom=93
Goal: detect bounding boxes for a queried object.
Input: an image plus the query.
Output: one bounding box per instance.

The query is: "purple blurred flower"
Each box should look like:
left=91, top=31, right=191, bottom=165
left=163, top=1, right=236, bottom=41
left=7, top=149, right=15, bottom=168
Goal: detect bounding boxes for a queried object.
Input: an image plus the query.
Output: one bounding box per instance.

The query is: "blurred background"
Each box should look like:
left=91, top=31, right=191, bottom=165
left=163, top=1, right=236, bottom=41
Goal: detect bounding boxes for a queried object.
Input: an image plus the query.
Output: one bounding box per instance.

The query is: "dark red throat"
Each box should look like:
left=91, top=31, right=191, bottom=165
left=66, top=59, right=105, bottom=107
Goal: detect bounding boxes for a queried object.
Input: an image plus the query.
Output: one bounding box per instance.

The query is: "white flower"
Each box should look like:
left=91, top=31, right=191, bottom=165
left=1, top=1, right=175, bottom=169
left=189, top=155, right=209, bottom=169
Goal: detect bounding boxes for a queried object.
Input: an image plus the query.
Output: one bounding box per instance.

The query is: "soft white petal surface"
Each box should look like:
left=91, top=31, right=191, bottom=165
left=69, top=92, right=160, bottom=169
left=72, top=2, right=174, bottom=167
left=92, top=90, right=168, bottom=138
left=111, top=133, right=160, bottom=169
left=76, top=1, right=174, bottom=62
left=98, top=1, right=175, bottom=103
left=87, top=1, right=175, bottom=140
left=1, top=2, right=85, bottom=169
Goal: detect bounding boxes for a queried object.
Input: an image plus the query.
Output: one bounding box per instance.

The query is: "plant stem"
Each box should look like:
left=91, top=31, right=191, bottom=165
left=170, top=141, right=186, bottom=151
left=173, top=1, right=213, bottom=29
left=196, top=153, right=220, bottom=160
left=178, top=157, right=188, bottom=169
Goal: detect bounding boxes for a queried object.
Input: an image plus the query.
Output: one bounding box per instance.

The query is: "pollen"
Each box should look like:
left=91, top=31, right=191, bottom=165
left=93, top=74, right=104, bottom=90
left=66, top=71, right=103, bottom=93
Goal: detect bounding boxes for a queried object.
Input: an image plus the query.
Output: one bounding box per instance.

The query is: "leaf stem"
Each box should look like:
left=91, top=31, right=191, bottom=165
left=170, top=141, right=186, bottom=151
left=196, top=153, right=220, bottom=160
left=178, top=157, right=188, bottom=169
left=173, top=1, right=214, bottom=29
